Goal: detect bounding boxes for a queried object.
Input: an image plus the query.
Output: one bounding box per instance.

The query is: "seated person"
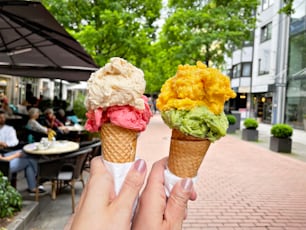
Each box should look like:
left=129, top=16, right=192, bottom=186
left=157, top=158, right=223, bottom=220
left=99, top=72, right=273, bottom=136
left=0, top=110, right=46, bottom=195
left=0, top=96, right=13, bottom=117
left=0, top=151, right=46, bottom=195
left=16, top=100, right=29, bottom=115
left=0, top=109, right=19, bottom=150
left=27, top=108, right=49, bottom=135
left=44, top=108, right=69, bottom=134
left=56, top=109, right=71, bottom=126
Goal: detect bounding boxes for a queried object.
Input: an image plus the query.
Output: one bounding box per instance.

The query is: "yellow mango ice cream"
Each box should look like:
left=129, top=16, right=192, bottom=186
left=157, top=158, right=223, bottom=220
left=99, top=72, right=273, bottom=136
left=157, top=61, right=236, bottom=142
left=157, top=61, right=236, bottom=181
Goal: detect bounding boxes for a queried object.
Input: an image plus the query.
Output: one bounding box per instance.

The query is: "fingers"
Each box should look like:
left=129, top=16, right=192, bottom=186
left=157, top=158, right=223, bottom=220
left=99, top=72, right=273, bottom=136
left=132, top=158, right=168, bottom=228
left=71, top=156, right=114, bottom=229
left=141, top=157, right=168, bottom=202
left=164, top=178, right=195, bottom=229
left=146, top=157, right=168, bottom=188
left=80, top=157, right=114, bottom=208
left=114, top=159, right=147, bottom=214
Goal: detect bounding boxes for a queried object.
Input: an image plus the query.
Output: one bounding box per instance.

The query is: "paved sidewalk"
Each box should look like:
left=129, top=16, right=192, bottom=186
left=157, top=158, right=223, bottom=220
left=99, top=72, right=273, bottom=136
left=18, top=114, right=306, bottom=229
left=138, top=115, right=306, bottom=230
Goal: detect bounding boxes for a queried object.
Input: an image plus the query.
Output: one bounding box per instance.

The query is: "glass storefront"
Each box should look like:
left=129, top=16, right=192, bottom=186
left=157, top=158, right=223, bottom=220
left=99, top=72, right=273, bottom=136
left=252, top=93, right=272, bottom=123
left=286, top=0, right=306, bottom=129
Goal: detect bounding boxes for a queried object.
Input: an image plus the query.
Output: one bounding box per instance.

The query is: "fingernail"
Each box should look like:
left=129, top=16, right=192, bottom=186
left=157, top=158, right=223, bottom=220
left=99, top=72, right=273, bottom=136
left=181, top=178, right=193, bottom=192
left=134, top=159, right=146, bottom=173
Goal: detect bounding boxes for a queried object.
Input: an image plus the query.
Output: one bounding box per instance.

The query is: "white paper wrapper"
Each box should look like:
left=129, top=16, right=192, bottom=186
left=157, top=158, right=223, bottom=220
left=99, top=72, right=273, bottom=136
left=164, top=168, right=197, bottom=196
left=103, top=159, right=134, bottom=195
left=103, top=158, right=138, bottom=215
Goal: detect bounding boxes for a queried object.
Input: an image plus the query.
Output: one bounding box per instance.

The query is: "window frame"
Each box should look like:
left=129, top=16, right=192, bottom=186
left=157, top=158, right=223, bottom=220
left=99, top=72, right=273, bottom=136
left=241, top=62, right=252, bottom=77
left=262, top=0, right=274, bottom=11
left=260, top=22, right=272, bottom=43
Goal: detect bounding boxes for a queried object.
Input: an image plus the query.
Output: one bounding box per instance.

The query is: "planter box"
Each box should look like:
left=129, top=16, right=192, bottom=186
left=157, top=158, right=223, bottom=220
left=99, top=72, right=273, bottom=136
left=269, top=136, right=292, bottom=153
left=227, top=124, right=236, bottom=133
left=231, top=111, right=241, bottom=130
left=242, top=128, right=258, bottom=141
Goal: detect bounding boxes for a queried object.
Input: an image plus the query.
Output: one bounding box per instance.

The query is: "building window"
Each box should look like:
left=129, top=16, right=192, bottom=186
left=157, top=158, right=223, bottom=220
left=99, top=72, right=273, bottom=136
left=226, top=69, right=233, bottom=79
left=232, top=64, right=241, bottom=78
left=242, top=63, right=252, bottom=77
left=243, top=31, right=255, bottom=47
left=258, top=50, right=270, bottom=75
left=232, top=63, right=252, bottom=78
left=262, top=0, right=274, bottom=11
left=261, top=22, right=272, bottom=42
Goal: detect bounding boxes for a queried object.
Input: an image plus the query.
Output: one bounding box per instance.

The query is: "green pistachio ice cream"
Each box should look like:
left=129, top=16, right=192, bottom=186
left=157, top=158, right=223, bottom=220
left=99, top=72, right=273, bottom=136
left=161, top=106, right=228, bottom=142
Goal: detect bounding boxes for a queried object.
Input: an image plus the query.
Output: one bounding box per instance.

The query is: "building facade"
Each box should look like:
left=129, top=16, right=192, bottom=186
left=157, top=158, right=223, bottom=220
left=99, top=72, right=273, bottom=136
left=0, top=74, right=72, bottom=110
left=286, top=0, right=306, bottom=129
left=227, top=0, right=306, bottom=130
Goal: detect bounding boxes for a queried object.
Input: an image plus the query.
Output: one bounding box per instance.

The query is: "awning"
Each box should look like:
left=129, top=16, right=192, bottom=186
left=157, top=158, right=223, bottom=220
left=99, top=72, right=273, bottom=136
left=0, top=0, right=98, bottom=82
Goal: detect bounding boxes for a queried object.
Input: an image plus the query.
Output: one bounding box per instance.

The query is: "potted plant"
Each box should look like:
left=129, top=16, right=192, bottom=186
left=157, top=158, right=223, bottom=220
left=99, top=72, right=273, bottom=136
left=226, top=114, right=237, bottom=133
left=269, top=124, right=293, bottom=153
left=242, top=118, right=259, bottom=141
left=0, top=171, right=22, bottom=224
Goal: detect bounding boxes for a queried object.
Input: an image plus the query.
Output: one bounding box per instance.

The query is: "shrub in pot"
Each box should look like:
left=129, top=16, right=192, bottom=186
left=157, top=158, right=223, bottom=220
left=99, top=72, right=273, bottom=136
left=226, top=114, right=237, bottom=133
left=0, top=171, right=22, bottom=219
left=242, top=118, right=259, bottom=141
left=269, top=124, right=293, bottom=153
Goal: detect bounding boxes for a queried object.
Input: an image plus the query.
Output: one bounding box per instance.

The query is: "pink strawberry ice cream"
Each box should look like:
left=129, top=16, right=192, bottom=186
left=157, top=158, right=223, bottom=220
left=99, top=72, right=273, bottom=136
left=85, top=57, right=152, bottom=132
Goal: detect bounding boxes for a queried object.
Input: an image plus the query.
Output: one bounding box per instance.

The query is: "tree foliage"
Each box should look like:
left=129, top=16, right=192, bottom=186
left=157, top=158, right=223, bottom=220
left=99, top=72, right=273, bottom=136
left=42, top=0, right=260, bottom=93
left=279, top=0, right=295, bottom=15
left=42, top=0, right=162, bottom=67
left=159, top=0, right=259, bottom=68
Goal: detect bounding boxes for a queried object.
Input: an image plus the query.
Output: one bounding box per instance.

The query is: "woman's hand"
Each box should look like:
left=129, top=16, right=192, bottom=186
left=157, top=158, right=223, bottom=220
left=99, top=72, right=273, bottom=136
left=132, top=158, right=197, bottom=230
left=70, top=157, right=147, bottom=230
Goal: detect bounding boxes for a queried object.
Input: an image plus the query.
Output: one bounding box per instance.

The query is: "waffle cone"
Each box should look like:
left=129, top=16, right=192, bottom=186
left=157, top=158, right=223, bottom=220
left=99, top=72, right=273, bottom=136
left=168, top=129, right=210, bottom=178
left=100, top=123, right=138, bottom=163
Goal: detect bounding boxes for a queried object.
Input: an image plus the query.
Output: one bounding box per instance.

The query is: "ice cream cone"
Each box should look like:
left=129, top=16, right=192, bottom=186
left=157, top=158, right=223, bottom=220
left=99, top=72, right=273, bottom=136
left=168, top=129, right=211, bottom=178
left=100, top=123, right=138, bottom=163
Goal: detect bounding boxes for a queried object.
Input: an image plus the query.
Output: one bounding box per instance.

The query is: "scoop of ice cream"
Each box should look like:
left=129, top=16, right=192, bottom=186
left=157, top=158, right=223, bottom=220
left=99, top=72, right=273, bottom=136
left=85, top=96, right=152, bottom=132
left=85, top=57, right=146, bottom=111
left=161, top=106, right=228, bottom=142
left=156, top=61, right=236, bottom=115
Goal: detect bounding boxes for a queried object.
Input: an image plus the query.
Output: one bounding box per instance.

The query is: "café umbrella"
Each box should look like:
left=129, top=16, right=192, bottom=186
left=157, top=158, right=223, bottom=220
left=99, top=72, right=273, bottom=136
left=0, top=0, right=98, bottom=82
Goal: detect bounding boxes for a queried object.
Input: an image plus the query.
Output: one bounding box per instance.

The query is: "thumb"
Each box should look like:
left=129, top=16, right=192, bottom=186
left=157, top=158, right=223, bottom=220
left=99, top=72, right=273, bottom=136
left=164, top=178, right=194, bottom=228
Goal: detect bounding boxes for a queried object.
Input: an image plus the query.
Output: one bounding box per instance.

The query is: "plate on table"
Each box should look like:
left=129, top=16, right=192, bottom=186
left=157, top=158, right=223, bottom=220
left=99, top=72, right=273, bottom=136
left=24, top=144, right=38, bottom=151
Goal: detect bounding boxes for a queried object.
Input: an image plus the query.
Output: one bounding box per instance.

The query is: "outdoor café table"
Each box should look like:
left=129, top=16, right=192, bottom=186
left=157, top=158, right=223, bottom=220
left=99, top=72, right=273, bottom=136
left=22, top=140, right=80, bottom=200
left=63, top=124, right=85, bottom=133
left=23, top=140, right=80, bottom=156
left=60, top=125, right=87, bottom=142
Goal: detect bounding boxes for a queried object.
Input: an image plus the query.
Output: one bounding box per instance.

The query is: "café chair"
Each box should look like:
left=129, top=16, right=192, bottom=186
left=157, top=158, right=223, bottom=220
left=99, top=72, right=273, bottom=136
left=79, top=140, right=102, bottom=171
left=56, top=147, right=92, bottom=213
left=25, top=126, right=48, bottom=143
left=35, top=156, right=63, bottom=202
left=0, top=160, right=17, bottom=187
left=35, top=148, right=92, bottom=213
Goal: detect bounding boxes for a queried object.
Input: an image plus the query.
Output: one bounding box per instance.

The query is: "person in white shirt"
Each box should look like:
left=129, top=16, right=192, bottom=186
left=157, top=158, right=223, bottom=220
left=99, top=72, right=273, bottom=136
left=0, top=112, right=19, bottom=148
left=0, top=110, right=46, bottom=195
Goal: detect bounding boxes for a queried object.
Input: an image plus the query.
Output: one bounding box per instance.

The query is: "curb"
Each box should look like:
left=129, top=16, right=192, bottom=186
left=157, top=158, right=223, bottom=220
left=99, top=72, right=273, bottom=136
left=6, top=200, right=39, bottom=230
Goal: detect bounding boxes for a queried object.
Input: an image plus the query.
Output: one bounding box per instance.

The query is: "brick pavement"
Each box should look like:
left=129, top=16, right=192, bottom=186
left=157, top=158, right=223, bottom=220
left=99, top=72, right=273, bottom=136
left=138, top=114, right=306, bottom=230
left=24, top=114, right=306, bottom=229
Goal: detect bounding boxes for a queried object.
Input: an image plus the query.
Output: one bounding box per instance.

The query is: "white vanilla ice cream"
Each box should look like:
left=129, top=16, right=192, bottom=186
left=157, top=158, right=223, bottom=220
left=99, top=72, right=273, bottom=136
left=85, top=57, right=146, bottom=110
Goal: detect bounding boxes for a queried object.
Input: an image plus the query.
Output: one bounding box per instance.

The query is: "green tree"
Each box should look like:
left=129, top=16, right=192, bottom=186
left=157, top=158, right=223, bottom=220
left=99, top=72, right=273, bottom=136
left=42, top=0, right=261, bottom=94
left=158, top=0, right=259, bottom=68
left=42, top=0, right=162, bottom=66
left=279, top=0, right=295, bottom=15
